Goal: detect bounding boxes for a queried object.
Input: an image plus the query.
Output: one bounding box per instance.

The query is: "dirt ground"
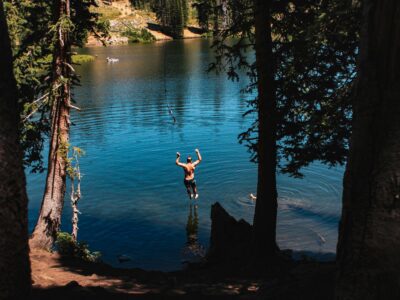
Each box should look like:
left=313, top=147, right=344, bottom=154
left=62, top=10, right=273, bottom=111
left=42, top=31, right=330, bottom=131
left=29, top=246, right=336, bottom=300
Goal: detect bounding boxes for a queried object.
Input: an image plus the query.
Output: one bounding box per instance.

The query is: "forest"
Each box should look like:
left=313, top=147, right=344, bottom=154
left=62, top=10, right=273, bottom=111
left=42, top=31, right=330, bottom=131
left=0, top=0, right=399, bottom=299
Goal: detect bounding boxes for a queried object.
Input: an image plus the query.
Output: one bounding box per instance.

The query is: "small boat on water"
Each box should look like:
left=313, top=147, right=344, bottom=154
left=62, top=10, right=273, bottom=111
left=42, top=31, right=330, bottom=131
left=106, top=57, right=119, bottom=63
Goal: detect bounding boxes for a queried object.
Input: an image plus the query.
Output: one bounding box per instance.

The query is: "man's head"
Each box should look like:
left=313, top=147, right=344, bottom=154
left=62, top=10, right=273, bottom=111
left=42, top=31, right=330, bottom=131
left=187, top=156, right=192, bottom=163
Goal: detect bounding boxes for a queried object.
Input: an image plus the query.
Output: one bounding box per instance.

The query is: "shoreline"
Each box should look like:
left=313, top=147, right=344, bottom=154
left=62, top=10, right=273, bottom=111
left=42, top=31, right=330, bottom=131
left=86, top=0, right=205, bottom=47
left=30, top=245, right=335, bottom=299
left=85, top=28, right=205, bottom=48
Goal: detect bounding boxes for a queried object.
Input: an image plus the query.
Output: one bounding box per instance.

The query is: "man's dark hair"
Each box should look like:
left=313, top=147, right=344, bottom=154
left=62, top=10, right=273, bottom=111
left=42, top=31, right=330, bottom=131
left=187, top=156, right=192, bottom=163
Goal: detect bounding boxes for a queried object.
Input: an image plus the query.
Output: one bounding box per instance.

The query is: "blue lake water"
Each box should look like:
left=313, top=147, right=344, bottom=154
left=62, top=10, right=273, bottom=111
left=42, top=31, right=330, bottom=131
left=26, top=39, right=344, bottom=271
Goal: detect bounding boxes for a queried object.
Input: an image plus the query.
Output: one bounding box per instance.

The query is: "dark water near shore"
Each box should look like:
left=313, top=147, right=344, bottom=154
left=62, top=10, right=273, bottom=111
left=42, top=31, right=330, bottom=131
left=26, top=39, right=343, bottom=271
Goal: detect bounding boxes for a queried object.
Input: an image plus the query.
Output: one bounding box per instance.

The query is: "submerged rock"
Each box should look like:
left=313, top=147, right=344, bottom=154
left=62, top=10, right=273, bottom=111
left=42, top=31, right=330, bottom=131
left=117, top=255, right=132, bottom=263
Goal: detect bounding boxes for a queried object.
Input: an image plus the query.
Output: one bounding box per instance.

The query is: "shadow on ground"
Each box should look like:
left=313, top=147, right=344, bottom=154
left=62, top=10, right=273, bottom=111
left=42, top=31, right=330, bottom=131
left=30, top=250, right=336, bottom=300
left=146, top=23, right=206, bottom=37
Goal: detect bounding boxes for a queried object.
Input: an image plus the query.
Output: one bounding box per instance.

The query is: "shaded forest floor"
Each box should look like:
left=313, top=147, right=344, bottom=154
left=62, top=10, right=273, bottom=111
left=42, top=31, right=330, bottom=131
left=30, top=247, right=336, bottom=299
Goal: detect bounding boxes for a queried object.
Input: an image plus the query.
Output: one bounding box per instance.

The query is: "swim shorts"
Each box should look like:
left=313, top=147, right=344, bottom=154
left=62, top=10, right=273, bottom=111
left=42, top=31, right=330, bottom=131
left=184, top=178, right=196, bottom=189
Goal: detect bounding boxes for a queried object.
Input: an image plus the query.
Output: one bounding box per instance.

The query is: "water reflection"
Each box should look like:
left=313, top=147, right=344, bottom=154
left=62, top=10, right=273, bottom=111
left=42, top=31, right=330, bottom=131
left=182, top=203, right=205, bottom=264
left=73, top=40, right=239, bottom=140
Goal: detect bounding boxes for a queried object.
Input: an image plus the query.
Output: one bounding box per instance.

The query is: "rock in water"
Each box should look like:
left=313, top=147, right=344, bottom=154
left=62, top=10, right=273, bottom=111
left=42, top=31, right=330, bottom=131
left=65, top=281, right=81, bottom=288
left=207, top=202, right=252, bottom=265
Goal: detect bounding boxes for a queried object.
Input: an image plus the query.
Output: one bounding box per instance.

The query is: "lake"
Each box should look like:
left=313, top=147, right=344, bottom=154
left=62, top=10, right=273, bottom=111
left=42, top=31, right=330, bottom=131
left=26, top=39, right=344, bottom=271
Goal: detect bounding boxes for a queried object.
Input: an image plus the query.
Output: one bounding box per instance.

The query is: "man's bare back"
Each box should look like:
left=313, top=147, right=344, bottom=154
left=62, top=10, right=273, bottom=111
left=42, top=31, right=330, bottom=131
left=176, top=149, right=202, bottom=199
left=183, top=163, right=196, bottom=180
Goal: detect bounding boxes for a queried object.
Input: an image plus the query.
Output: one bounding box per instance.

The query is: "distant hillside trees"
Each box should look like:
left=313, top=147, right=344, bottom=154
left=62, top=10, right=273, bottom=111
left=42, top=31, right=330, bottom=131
left=130, top=0, right=216, bottom=38
left=192, top=0, right=211, bottom=31
left=192, top=0, right=230, bottom=34
left=130, top=0, right=152, bottom=9
left=154, top=0, right=187, bottom=38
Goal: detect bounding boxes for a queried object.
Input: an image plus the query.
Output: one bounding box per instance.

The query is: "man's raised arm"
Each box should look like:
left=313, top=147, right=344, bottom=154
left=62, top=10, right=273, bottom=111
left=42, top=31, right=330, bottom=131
left=193, top=149, right=202, bottom=166
left=176, top=152, right=185, bottom=167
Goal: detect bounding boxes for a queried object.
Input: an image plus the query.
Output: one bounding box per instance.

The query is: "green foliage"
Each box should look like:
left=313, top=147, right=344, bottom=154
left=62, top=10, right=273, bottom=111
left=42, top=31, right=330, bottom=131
left=40, top=54, right=95, bottom=64
left=181, top=0, right=189, bottom=26
left=192, top=0, right=212, bottom=31
left=122, top=28, right=155, bottom=43
left=56, top=232, right=101, bottom=263
left=170, top=0, right=185, bottom=38
left=129, top=0, right=191, bottom=38
left=4, top=0, right=108, bottom=173
left=192, top=0, right=229, bottom=34
left=210, top=0, right=360, bottom=177
left=70, top=0, right=110, bottom=47
left=5, top=0, right=53, bottom=172
left=201, top=31, right=213, bottom=38
left=130, top=0, right=154, bottom=10
left=154, top=0, right=186, bottom=38
left=66, top=146, right=85, bottom=179
left=72, top=54, right=96, bottom=63
left=58, top=141, right=70, bottom=163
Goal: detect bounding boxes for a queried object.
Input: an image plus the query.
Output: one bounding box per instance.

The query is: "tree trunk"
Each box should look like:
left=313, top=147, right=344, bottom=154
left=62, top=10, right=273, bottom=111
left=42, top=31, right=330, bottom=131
left=0, top=0, right=31, bottom=298
left=220, top=0, right=228, bottom=30
left=213, top=0, right=220, bottom=34
left=71, top=152, right=81, bottom=241
left=335, top=0, right=400, bottom=299
left=252, top=0, right=279, bottom=261
left=30, top=0, right=72, bottom=250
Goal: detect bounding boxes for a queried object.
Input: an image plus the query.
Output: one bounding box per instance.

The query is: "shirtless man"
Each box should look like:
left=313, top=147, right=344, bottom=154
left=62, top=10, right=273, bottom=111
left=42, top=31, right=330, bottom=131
left=176, top=149, right=202, bottom=199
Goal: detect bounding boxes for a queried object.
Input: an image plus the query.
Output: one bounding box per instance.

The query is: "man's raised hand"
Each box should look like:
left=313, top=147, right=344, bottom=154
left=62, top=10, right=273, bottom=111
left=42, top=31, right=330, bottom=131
left=194, top=149, right=202, bottom=165
left=177, top=152, right=181, bottom=158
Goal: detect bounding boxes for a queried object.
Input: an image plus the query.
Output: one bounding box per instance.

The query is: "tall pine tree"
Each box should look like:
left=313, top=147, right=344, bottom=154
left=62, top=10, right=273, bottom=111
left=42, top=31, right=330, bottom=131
left=0, top=0, right=31, bottom=297
left=155, top=0, right=186, bottom=38
left=335, top=0, right=400, bottom=298
left=29, top=0, right=107, bottom=250
left=210, top=0, right=360, bottom=264
left=30, top=0, right=74, bottom=250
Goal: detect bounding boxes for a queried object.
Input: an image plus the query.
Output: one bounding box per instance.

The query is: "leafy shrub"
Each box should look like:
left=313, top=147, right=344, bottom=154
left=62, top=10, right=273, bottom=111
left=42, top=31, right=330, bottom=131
left=56, top=232, right=101, bottom=263
left=122, top=28, right=155, bottom=43
left=72, top=54, right=95, bottom=63
left=40, top=54, right=95, bottom=64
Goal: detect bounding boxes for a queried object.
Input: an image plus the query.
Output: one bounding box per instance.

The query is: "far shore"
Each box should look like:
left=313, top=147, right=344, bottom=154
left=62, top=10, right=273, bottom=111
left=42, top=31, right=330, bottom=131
left=85, top=27, right=205, bottom=48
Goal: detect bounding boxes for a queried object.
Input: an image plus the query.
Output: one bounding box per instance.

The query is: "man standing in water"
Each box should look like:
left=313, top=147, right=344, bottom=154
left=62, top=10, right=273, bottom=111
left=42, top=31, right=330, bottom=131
left=176, top=149, right=202, bottom=199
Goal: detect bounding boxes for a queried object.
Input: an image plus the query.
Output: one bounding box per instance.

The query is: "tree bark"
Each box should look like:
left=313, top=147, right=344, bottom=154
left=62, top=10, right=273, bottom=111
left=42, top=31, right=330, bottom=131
left=335, top=0, right=400, bottom=299
left=30, top=0, right=72, bottom=250
left=71, top=151, right=81, bottom=241
left=220, top=0, right=228, bottom=30
left=0, top=0, right=31, bottom=298
left=213, top=0, right=220, bottom=34
left=252, top=0, right=279, bottom=261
